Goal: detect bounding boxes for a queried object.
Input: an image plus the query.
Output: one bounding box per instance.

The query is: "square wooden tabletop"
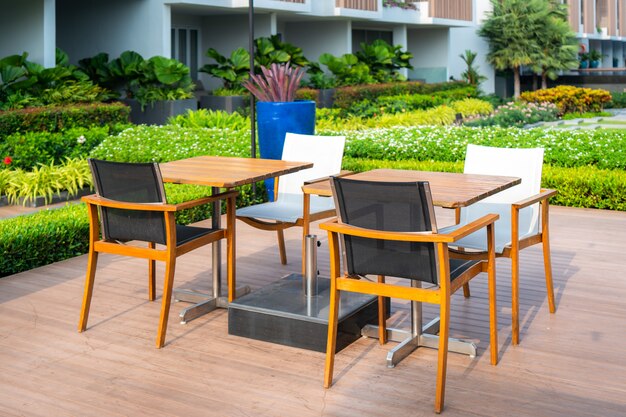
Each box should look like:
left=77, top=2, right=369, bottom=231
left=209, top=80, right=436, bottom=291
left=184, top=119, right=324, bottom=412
left=302, top=169, right=521, bottom=208
left=159, top=156, right=313, bottom=188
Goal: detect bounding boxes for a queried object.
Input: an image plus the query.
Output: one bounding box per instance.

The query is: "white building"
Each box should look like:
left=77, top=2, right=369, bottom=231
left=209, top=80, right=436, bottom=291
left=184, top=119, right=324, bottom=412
left=1, top=0, right=625, bottom=95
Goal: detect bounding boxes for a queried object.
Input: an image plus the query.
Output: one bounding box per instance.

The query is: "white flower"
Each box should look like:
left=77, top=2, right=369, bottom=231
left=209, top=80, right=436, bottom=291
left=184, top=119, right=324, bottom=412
left=77, top=135, right=86, bottom=144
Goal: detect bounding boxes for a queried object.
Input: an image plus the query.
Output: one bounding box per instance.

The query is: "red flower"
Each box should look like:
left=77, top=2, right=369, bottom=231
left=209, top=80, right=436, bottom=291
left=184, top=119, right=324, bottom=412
left=3, top=156, right=11, bottom=165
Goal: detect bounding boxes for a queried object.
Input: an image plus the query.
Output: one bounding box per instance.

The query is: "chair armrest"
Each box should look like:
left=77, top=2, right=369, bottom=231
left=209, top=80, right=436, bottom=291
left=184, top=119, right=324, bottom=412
left=83, top=190, right=239, bottom=213
left=170, top=190, right=238, bottom=211
left=512, top=188, right=557, bottom=210
left=444, top=213, right=499, bottom=241
left=304, top=170, right=353, bottom=185
left=82, top=194, right=177, bottom=212
left=320, top=213, right=498, bottom=244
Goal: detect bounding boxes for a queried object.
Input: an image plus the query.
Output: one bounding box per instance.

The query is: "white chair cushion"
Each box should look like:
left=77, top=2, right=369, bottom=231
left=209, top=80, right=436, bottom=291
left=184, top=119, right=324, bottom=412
left=237, top=194, right=335, bottom=223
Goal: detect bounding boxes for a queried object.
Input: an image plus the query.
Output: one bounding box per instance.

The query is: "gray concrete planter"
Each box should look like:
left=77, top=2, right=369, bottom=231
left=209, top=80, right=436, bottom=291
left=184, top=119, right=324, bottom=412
left=317, top=88, right=335, bottom=108
left=199, top=95, right=247, bottom=113
left=123, top=98, right=197, bottom=125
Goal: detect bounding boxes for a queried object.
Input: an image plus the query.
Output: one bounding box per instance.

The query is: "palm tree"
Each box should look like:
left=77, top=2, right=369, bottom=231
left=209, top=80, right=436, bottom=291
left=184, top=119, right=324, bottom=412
left=532, top=0, right=579, bottom=89
left=478, top=0, right=549, bottom=98
left=459, top=50, right=487, bottom=87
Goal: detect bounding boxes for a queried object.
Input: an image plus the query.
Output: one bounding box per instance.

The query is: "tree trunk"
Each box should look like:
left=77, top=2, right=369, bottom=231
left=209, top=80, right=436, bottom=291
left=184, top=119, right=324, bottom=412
left=513, top=66, right=521, bottom=98
left=541, top=71, right=548, bottom=89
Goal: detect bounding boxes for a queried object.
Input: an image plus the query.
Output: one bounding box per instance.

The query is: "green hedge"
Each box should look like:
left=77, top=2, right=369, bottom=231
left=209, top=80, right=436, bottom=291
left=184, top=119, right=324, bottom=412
left=0, top=204, right=89, bottom=277
left=342, top=158, right=626, bottom=211
left=332, top=81, right=476, bottom=109
left=0, top=126, right=113, bottom=170
left=0, top=102, right=130, bottom=139
left=0, top=183, right=236, bottom=277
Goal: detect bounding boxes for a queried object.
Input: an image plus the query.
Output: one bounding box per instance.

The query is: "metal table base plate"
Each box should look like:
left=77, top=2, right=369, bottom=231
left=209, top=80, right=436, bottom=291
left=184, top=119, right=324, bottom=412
left=174, top=286, right=250, bottom=324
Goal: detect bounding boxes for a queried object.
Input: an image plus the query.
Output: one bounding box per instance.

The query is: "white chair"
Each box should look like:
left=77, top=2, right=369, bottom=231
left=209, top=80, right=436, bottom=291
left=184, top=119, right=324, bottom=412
left=237, top=132, right=346, bottom=265
left=443, top=144, right=557, bottom=345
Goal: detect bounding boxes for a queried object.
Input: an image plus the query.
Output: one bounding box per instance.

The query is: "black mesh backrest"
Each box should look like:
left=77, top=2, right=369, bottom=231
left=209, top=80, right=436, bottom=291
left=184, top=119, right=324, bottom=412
left=331, top=177, right=439, bottom=285
left=88, top=159, right=168, bottom=245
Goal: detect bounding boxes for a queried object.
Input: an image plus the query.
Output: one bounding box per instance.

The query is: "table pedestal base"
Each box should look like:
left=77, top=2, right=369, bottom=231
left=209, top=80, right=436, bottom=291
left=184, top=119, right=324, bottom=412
left=228, top=274, right=382, bottom=352
left=361, top=317, right=477, bottom=368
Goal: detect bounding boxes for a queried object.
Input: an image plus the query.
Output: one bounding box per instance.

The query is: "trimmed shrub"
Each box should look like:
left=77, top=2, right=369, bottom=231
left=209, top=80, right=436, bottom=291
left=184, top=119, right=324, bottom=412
left=90, top=125, right=250, bottom=162
left=520, top=86, right=612, bottom=114
left=168, top=109, right=249, bottom=130
left=451, top=98, right=494, bottom=118
left=0, top=102, right=130, bottom=138
left=316, top=105, right=457, bottom=130
left=463, top=101, right=559, bottom=127
left=332, top=81, right=476, bottom=109
left=542, top=165, right=626, bottom=211
left=607, top=91, right=626, bottom=108
left=295, top=88, right=319, bottom=103
left=0, top=126, right=112, bottom=170
left=0, top=203, right=90, bottom=277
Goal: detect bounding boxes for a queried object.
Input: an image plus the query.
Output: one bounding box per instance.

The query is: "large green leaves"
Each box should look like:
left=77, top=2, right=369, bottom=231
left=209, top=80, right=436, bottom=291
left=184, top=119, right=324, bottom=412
left=200, top=47, right=250, bottom=91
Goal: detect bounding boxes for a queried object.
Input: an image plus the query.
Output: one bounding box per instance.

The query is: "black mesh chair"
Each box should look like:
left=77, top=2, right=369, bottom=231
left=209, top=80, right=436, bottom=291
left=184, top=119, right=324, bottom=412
left=320, top=177, right=499, bottom=414
left=78, top=159, right=237, bottom=348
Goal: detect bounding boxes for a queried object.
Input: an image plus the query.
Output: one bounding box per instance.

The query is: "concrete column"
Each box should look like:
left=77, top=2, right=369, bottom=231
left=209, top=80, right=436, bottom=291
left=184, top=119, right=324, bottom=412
left=602, top=40, right=613, bottom=67
left=162, top=4, right=172, bottom=58
left=612, top=41, right=623, bottom=67
left=393, top=25, right=408, bottom=78
left=43, top=0, right=55, bottom=67
left=270, top=13, right=277, bottom=35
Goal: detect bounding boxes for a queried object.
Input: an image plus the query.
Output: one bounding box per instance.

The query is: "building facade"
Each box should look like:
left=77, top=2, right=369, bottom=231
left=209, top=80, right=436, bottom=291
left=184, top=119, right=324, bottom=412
left=2, top=0, right=625, bottom=94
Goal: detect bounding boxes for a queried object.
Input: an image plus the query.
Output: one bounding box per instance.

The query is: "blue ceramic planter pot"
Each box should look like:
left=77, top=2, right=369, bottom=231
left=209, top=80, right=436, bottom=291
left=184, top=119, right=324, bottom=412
left=257, top=100, right=316, bottom=200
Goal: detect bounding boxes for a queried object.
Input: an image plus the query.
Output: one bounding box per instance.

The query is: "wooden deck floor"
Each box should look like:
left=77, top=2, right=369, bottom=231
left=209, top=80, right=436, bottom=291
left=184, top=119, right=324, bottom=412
left=1, top=205, right=625, bottom=416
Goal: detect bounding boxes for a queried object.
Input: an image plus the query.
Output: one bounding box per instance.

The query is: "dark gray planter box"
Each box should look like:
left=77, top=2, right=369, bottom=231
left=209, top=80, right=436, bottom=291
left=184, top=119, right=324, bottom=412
left=6, top=187, right=92, bottom=208
left=199, top=95, right=247, bottom=113
left=317, top=88, right=335, bottom=108
left=123, top=98, right=197, bottom=125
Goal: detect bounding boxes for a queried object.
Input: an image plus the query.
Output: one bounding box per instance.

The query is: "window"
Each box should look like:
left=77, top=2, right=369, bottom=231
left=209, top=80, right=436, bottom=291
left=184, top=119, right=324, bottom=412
left=171, top=27, right=199, bottom=80
left=352, top=29, right=393, bottom=52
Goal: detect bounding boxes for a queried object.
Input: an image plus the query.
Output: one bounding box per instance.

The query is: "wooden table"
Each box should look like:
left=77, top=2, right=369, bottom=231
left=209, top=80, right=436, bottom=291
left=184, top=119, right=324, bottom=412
left=302, top=169, right=521, bottom=208
left=303, top=169, right=521, bottom=366
left=159, top=156, right=313, bottom=323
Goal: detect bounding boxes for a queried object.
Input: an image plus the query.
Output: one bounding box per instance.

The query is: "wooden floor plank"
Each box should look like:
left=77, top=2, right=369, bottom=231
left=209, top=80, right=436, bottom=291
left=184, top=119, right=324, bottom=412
left=1, top=205, right=625, bottom=416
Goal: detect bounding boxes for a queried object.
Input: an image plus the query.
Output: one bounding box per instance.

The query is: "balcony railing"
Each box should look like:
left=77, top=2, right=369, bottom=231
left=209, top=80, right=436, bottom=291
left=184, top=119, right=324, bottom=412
left=336, top=0, right=378, bottom=12
left=424, top=0, right=472, bottom=22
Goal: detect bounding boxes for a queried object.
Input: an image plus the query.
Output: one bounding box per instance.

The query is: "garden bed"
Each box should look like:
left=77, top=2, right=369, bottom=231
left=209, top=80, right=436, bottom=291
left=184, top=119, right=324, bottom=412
left=0, top=187, right=92, bottom=208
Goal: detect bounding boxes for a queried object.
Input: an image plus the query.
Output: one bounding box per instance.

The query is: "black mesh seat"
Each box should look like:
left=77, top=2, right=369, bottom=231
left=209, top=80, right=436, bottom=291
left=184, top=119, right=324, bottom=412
left=320, top=177, right=500, bottom=414
left=78, top=159, right=238, bottom=348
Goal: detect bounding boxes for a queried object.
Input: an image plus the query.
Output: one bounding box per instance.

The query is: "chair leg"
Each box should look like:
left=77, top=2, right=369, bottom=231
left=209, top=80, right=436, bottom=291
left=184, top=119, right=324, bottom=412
left=462, top=283, right=471, bottom=298
left=277, top=229, right=287, bottom=265
left=511, top=250, right=520, bottom=346
left=542, top=233, right=556, bottom=314
left=323, top=280, right=340, bottom=389
left=148, top=242, right=156, bottom=301
left=156, top=258, right=176, bottom=349
left=78, top=249, right=99, bottom=332
left=377, top=275, right=387, bottom=345
left=488, top=261, right=499, bottom=366
left=434, top=299, right=450, bottom=414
